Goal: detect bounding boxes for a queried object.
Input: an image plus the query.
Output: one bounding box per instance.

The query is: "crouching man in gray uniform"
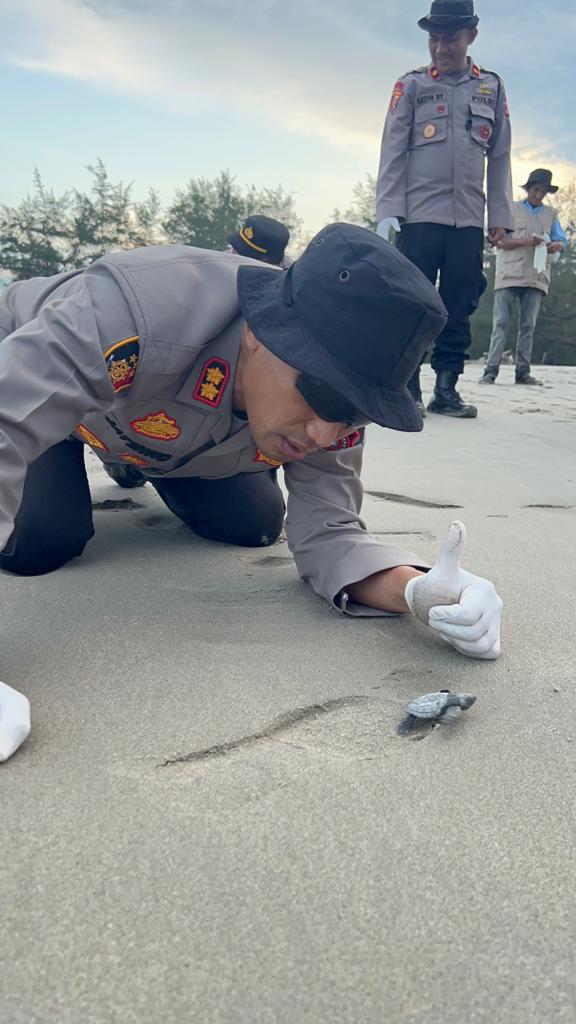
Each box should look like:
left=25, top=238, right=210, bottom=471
left=0, top=225, right=503, bottom=761
left=377, top=0, right=514, bottom=419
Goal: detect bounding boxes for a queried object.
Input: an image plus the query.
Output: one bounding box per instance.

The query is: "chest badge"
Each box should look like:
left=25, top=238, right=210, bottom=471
left=254, top=449, right=283, bottom=468
left=104, top=337, right=140, bottom=394
left=479, top=125, right=492, bottom=141
left=193, top=357, right=231, bottom=408
left=77, top=424, right=109, bottom=453
left=130, top=410, right=182, bottom=441
left=423, top=123, right=438, bottom=139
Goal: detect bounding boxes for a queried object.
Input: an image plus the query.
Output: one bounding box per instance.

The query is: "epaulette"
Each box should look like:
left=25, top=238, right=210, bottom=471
left=477, top=67, right=503, bottom=83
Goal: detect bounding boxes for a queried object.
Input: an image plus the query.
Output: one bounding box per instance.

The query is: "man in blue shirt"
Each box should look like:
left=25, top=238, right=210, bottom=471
left=480, top=169, right=567, bottom=385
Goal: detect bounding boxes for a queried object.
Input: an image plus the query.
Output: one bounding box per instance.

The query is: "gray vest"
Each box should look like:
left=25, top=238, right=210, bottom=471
left=495, top=201, right=556, bottom=294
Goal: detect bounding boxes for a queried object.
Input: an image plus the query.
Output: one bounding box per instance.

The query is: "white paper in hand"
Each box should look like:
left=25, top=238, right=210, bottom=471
left=0, top=681, right=31, bottom=762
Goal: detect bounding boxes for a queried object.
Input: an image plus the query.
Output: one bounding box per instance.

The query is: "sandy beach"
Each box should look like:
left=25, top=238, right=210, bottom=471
left=1, top=362, right=575, bottom=1024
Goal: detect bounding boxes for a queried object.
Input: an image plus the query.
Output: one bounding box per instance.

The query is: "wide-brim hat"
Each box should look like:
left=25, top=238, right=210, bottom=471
left=419, top=0, right=479, bottom=32
left=228, top=215, right=290, bottom=265
left=237, top=223, right=448, bottom=433
left=522, top=168, right=558, bottom=194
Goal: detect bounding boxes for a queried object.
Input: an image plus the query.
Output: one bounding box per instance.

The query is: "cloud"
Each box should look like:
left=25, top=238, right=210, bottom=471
left=1, top=0, right=574, bottom=205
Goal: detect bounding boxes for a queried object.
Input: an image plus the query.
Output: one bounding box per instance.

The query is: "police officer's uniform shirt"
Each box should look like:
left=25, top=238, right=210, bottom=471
left=0, top=246, right=428, bottom=617
left=377, top=58, right=514, bottom=231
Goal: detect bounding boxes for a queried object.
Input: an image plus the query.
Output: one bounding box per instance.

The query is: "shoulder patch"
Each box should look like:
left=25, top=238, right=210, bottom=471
left=324, top=430, right=363, bottom=452
left=193, top=357, right=231, bottom=408
left=389, top=80, right=405, bottom=113
left=104, top=337, right=140, bottom=394
left=130, top=410, right=182, bottom=441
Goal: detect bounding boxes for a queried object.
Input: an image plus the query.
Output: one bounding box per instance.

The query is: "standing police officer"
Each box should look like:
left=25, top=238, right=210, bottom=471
left=0, top=225, right=504, bottom=761
left=376, top=0, right=514, bottom=419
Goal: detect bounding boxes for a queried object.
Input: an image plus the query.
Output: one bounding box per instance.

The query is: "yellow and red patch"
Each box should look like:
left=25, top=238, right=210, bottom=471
left=430, top=66, right=440, bottom=80
left=193, top=358, right=230, bottom=408
left=104, top=337, right=140, bottom=394
left=76, top=424, right=109, bottom=453
left=325, top=431, right=362, bottom=452
left=471, top=64, right=481, bottom=79
left=130, top=410, right=181, bottom=441
left=118, top=453, right=149, bottom=468
left=389, top=80, right=404, bottom=113
left=254, top=449, right=283, bottom=468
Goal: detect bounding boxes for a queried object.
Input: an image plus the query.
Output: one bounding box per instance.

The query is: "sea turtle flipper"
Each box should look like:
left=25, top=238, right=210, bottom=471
left=440, top=706, right=463, bottom=724
left=397, top=714, right=417, bottom=737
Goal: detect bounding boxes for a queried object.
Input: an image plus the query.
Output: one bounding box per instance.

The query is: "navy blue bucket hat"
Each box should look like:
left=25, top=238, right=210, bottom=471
left=237, top=223, right=448, bottom=432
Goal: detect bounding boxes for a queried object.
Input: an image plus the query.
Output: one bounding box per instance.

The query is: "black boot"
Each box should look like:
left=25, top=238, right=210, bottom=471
left=427, top=371, right=478, bottom=419
left=407, top=367, right=426, bottom=418
left=104, top=463, right=147, bottom=488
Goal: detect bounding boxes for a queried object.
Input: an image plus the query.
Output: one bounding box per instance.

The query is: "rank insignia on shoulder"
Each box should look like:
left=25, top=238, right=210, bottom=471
left=118, top=453, right=149, bottom=468
left=104, top=337, right=140, bottom=394
left=193, top=358, right=231, bottom=408
left=254, top=449, right=283, bottom=468
left=76, top=424, right=109, bottom=453
left=325, top=430, right=363, bottom=452
left=130, top=410, right=182, bottom=441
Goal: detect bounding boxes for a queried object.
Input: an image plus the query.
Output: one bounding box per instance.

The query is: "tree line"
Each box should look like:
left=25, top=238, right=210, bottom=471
left=1, top=163, right=574, bottom=365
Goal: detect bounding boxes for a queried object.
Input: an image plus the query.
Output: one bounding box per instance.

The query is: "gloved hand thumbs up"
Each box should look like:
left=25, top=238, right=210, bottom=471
left=436, top=520, right=466, bottom=579
left=404, top=521, right=503, bottom=661
left=406, top=520, right=466, bottom=625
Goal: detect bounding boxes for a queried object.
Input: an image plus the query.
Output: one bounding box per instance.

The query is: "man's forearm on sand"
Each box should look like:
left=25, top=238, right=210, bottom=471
left=347, top=566, right=425, bottom=613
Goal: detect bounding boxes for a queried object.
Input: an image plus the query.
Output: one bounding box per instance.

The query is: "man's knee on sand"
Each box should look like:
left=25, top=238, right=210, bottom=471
left=0, top=525, right=94, bottom=576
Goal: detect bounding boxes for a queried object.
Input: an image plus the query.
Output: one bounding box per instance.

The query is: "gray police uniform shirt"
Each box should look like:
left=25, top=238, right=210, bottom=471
left=377, top=58, right=514, bottom=231
left=0, top=245, right=427, bottom=616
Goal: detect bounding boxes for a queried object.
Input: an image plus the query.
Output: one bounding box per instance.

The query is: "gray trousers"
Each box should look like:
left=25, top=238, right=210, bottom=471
left=485, top=287, right=543, bottom=380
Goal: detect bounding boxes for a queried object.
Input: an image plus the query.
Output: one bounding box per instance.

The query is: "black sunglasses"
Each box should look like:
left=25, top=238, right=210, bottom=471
left=296, top=373, right=371, bottom=428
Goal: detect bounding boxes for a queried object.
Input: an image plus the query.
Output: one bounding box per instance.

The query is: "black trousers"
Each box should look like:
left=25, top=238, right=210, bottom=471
left=397, top=224, right=486, bottom=376
left=0, top=440, right=286, bottom=577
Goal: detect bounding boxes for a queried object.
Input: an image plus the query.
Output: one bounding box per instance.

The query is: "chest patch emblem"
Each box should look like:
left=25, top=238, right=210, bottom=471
left=193, top=358, right=231, bottom=408
left=254, top=449, right=283, bottom=468
left=130, top=410, right=182, bottom=441
left=325, top=431, right=363, bottom=452
left=423, top=123, right=438, bottom=139
left=77, top=424, right=109, bottom=453
left=104, top=337, right=140, bottom=394
left=118, top=453, right=149, bottom=468
left=479, top=125, right=492, bottom=141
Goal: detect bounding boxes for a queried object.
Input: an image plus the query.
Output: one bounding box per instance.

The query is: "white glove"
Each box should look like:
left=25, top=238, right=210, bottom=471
left=404, top=522, right=503, bottom=661
left=0, top=681, right=31, bottom=762
left=376, top=217, right=401, bottom=241
left=533, top=233, right=550, bottom=274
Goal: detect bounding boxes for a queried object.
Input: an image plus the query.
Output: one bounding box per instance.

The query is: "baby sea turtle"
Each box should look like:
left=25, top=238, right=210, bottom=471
left=397, top=690, right=476, bottom=737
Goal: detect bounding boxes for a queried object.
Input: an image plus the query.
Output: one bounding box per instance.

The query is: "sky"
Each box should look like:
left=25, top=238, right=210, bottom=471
left=0, top=0, right=575, bottom=232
